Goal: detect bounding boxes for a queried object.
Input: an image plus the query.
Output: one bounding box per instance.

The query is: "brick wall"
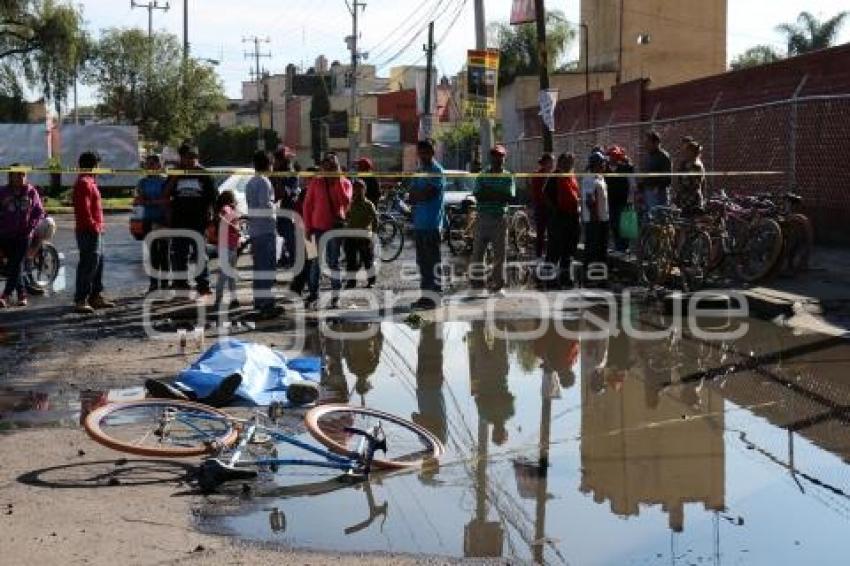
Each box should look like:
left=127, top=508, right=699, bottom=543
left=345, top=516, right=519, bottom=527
left=514, top=44, right=850, bottom=244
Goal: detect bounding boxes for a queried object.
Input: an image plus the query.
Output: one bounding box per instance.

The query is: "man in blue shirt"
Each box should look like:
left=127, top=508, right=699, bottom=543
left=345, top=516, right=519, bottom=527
left=136, top=154, right=169, bottom=292
left=408, top=139, right=445, bottom=309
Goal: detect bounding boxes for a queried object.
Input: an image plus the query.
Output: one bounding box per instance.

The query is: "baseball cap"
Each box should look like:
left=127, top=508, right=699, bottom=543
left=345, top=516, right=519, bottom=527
left=606, top=146, right=626, bottom=163
left=588, top=150, right=608, bottom=168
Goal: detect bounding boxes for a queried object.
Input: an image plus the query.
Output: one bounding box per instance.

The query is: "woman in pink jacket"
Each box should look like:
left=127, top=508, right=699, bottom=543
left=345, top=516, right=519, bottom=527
left=302, top=152, right=352, bottom=308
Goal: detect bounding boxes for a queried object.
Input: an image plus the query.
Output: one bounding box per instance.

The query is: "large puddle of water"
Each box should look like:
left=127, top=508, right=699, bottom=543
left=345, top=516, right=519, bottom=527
left=191, top=308, right=850, bottom=564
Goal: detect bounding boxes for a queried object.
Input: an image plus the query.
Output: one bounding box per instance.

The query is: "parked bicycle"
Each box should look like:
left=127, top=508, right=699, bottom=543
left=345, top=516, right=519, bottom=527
left=83, top=399, right=444, bottom=492
left=0, top=216, right=60, bottom=293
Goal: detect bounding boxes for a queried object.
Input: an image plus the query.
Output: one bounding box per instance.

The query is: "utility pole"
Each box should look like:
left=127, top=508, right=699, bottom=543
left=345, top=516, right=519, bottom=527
left=347, top=0, right=366, bottom=166
left=473, top=0, right=493, bottom=163
left=131, top=0, right=170, bottom=39
left=182, top=0, right=189, bottom=63
left=534, top=0, right=553, bottom=152
left=243, top=36, right=271, bottom=150
left=422, top=21, right=435, bottom=140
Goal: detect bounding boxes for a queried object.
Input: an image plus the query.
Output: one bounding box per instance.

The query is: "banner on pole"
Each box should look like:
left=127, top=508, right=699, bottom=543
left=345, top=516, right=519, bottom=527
left=538, top=89, right=559, bottom=132
left=510, top=0, right=536, bottom=25
left=464, top=49, right=500, bottom=119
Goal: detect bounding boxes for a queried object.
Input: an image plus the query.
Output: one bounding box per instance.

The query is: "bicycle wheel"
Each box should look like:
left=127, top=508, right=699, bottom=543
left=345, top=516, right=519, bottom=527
left=510, top=212, right=532, bottom=256
left=783, top=213, right=813, bottom=274
left=679, top=229, right=712, bottom=292
left=305, top=404, right=444, bottom=470
left=737, top=217, right=783, bottom=283
left=377, top=216, right=404, bottom=262
left=447, top=213, right=472, bottom=256
left=638, top=228, right=673, bottom=287
left=27, top=242, right=60, bottom=291
left=84, top=399, right=238, bottom=458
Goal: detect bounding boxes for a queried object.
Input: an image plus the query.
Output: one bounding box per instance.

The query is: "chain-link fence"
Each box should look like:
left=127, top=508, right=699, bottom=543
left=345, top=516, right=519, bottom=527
left=504, top=94, right=850, bottom=244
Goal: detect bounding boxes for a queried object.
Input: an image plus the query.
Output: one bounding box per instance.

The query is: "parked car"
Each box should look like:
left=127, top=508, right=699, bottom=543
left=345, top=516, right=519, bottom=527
left=212, top=167, right=253, bottom=215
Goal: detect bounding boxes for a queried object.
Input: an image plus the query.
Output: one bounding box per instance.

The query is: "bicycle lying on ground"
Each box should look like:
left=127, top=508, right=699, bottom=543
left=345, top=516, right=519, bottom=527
left=83, top=399, right=444, bottom=492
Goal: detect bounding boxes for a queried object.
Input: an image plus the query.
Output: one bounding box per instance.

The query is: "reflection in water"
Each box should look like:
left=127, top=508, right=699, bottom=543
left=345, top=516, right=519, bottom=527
left=468, top=321, right=514, bottom=446
left=413, top=323, right=447, bottom=443
left=196, top=316, right=850, bottom=564
left=581, top=318, right=726, bottom=532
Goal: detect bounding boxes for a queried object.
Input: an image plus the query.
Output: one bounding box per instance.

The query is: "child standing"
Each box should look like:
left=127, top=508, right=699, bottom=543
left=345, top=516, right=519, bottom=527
left=581, top=151, right=610, bottom=272
left=344, top=179, right=378, bottom=288
left=213, top=191, right=241, bottom=311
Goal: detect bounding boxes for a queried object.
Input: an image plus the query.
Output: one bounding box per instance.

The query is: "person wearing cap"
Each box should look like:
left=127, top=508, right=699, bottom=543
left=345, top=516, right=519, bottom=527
left=674, top=140, right=707, bottom=216
left=605, top=146, right=636, bottom=253
left=639, top=131, right=672, bottom=219
left=355, top=157, right=381, bottom=206
left=530, top=153, right=555, bottom=259
left=582, top=151, right=610, bottom=275
left=164, top=143, right=217, bottom=296
left=471, top=144, right=515, bottom=293
left=272, top=146, right=299, bottom=268
left=408, top=139, right=446, bottom=309
left=0, top=166, right=44, bottom=308
left=73, top=151, right=115, bottom=313
left=136, top=154, right=169, bottom=293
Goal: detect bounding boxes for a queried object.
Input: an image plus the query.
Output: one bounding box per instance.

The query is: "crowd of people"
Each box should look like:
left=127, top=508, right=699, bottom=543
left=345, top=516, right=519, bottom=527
left=0, top=129, right=706, bottom=315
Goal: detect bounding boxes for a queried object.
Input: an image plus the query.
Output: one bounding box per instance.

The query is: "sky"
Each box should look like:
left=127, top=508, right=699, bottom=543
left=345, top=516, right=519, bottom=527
left=71, top=0, right=850, bottom=104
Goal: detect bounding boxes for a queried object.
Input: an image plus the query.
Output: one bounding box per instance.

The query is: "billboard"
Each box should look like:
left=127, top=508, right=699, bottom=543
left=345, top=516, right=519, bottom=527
left=465, top=49, right=500, bottom=119
left=510, top=0, right=536, bottom=25
left=371, top=121, right=401, bottom=145
left=60, top=125, right=140, bottom=187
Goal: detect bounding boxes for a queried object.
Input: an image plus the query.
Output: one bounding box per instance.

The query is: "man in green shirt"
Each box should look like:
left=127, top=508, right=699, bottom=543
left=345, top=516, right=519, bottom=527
left=471, top=144, right=515, bottom=292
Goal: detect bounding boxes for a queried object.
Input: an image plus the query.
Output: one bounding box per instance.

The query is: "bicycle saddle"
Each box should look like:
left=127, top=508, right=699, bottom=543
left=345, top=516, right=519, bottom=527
left=196, top=458, right=259, bottom=493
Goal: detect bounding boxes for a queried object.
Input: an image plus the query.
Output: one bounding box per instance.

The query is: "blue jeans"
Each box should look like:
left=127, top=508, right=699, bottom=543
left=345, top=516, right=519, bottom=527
left=74, top=231, right=104, bottom=303
left=415, top=230, right=443, bottom=293
left=640, top=187, right=670, bottom=223
left=251, top=233, right=277, bottom=310
left=309, top=230, right=342, bottom=297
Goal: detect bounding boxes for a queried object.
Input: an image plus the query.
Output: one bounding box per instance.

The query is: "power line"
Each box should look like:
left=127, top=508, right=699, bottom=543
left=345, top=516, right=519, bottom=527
left=363, top=0, right=438, bottom=55
left=369, top=0, right=451, bottom=67
left=243, top=35, right=271, bottom=149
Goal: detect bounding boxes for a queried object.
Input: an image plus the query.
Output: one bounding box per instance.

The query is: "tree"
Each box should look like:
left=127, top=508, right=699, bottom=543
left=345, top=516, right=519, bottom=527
left=84, top=28, right=226, bottom=144
left=488, top=10, right=576, bottom=87
left=776, top=11, right=848, bottom=56
left=0, top=0, right=88, bottom=113
left=730, top=45, right=783, bottom=70
left=196, top=124, right=280, bottom=166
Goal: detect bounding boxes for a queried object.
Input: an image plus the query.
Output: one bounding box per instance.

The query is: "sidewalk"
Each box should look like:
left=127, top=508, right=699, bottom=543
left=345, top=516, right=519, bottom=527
left=744, top=247, right=850, bottom=336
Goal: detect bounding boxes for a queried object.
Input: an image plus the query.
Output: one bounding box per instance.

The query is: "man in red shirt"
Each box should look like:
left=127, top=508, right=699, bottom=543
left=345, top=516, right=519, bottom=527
left=529, top=153, right=554, bottom=259
left=73, top=151, right=114, bottom=314
left=544, top=153, right=580, bottom=289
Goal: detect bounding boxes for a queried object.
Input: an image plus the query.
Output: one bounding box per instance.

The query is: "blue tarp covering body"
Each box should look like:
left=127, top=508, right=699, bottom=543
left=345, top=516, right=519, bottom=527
left=175, top=339, right=321, bottom=406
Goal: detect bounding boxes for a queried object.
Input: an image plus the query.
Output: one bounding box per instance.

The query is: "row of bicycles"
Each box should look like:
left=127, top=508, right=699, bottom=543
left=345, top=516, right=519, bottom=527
left=638, top=190, right=813, bottom=292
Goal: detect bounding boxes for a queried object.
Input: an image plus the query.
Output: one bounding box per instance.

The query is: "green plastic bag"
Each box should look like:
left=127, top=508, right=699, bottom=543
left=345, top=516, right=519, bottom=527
left=619, top=206, right=639, bottom=240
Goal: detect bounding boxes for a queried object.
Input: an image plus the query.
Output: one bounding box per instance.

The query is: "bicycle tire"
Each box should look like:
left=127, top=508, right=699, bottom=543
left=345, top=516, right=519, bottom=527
left=27, top=242, right=60, bottom=291
left=679, top=229, right=712, bottom=292
left=737, top=217, right=783, bottom=283
left=447, top=214, right=473, bottom=256
left=305, top=404, right=444, bottom=470
left=783, top=213, right=813, bottom=274
left=84, top=399, right=238, bottom=458
left=377, top=217, right=404, bottom=262
left=510, top=211, right=532, bottom=256
left=638, top=228, right=673, bottom=287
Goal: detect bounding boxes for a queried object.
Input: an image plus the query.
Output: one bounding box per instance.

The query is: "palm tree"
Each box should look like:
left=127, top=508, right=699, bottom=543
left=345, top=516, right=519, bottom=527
left=776, top=11, right=849, bottom=56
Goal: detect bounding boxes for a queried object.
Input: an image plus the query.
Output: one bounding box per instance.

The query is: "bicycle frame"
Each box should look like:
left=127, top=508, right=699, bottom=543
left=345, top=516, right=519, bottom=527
left=173, top=411, right=371, bottom=475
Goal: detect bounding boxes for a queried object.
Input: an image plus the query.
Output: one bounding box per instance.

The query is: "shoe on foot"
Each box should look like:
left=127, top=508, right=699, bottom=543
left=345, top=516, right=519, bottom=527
left=0, top=296, right=8, bottom=308
left=196, top=287, right=213, bottom=298
left=228, top=299, right=241, bottom=310
left=74, top=301, right=95, bottom=314
left=89, top=295, right=115, bottom=309
left=198, top=373, right=242, bottom=408
left=328, top=297, right=340, bottom=309
left=18, top=296, right=28, bottom=307
left=144, top=378, right=191, bottom=401
left=286, top=380, right=320, bottom=406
